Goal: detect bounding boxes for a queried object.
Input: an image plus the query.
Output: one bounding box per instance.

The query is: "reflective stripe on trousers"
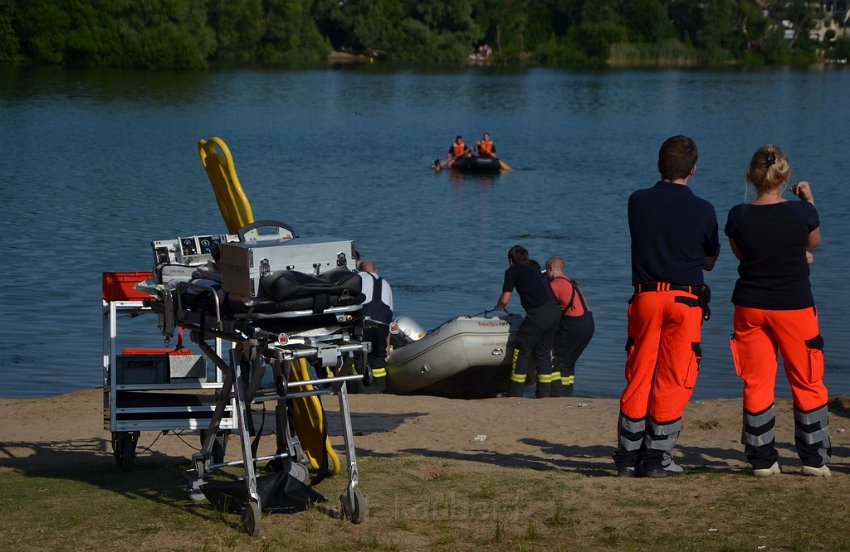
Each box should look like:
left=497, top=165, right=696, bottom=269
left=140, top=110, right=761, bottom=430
left=742, top=403, right=779, bottom=469
left=795, top=404, right=831, bottom=468
left=741, top=402, right=831, bottom=468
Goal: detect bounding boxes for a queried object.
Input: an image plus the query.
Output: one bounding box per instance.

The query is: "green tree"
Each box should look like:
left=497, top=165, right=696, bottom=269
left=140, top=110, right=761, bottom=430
left=759, top=27, right=792, bottom=64
left=63, top=0, right=121, bottom=66
left=621, top=0, right=676, bottom=43
left=208, top=0, right=264, bottom=62
left=317, top=0, right=405, bottom=54
left=258, top=0, right=330, bottom=64
left=696, top=0, right=742, bottom=60
left=567, top=0, right=627, bottom=64
left=15, top=0, right=70, bottom=64
left=0, top=0, right=19, bottom=60
left=112, top=0, right=214, bottom=69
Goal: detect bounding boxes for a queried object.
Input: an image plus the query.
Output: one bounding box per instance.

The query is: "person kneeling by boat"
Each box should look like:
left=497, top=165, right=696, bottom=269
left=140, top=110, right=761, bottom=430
left=495, top=245, right=561, bottom=398
left=354, top=260, right=394, bottom=393
left=545, top=256, right=594, bottom=397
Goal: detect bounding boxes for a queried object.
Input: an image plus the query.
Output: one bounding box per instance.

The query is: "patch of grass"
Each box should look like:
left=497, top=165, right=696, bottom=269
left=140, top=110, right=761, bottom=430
left=1, top=457, right=850, bottom=551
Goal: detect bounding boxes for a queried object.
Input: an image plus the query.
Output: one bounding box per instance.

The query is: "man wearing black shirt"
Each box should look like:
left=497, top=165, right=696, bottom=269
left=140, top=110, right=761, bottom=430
left=614, top=135, right=720, bottom=478
left=495, top=245, right=561, bottom=398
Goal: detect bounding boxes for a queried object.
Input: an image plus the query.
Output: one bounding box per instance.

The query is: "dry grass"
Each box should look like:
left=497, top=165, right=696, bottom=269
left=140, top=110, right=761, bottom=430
left=2, top=453, right=850, bottom=552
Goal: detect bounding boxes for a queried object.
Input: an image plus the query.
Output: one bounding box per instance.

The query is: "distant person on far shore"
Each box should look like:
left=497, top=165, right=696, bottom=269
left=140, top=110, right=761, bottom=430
left=725, top=144, right=831, bottom=477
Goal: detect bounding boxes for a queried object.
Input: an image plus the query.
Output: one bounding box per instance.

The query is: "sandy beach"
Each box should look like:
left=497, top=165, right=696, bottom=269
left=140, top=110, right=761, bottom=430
left=2, top=389, right=848, bottom=476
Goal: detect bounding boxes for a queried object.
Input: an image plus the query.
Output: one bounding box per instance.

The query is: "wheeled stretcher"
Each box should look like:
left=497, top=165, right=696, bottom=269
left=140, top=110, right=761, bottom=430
left=148, top=221, right=371, bottom=534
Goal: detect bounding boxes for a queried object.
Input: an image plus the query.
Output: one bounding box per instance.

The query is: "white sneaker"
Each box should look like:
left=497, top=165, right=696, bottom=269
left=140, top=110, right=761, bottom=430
left=752, top=461, right=782, bottom=477
left=662, top=460, right=685, bottom=474
left=801, top=464, right=832, bottom=477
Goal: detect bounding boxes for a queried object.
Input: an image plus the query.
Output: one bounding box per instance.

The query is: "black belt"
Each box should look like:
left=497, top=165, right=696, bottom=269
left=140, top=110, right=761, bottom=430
left=635, top=282, right=698, bottom=294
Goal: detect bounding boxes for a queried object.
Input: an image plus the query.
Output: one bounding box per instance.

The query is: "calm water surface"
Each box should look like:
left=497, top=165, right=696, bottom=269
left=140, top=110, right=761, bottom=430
left=1, top=65, right=849, bottom=399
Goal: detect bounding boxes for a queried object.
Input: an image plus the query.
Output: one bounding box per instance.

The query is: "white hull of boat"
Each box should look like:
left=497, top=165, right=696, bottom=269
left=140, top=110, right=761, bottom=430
left=386, top=312, right=521, bottom=394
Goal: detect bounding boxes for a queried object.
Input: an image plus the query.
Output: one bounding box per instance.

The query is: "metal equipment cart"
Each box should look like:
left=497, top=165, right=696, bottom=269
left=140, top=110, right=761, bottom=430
left=102, top=271, right=236, bottom=470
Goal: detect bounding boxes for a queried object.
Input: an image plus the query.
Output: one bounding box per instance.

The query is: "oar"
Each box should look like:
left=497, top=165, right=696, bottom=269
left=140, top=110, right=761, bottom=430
left=499, top=159, right=512, bottom=171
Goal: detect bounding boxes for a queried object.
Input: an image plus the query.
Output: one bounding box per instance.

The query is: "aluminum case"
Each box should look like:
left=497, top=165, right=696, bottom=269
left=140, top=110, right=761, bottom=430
left=219, top=237, right=356, bottom=300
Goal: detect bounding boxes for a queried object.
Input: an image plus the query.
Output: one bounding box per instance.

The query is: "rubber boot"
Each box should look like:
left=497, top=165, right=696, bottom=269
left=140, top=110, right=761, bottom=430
left=508, top=381, right=525, bottom=398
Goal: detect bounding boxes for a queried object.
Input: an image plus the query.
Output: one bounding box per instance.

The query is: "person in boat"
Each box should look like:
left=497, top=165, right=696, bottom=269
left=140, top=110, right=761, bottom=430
left=725, top=145, right=831, bottom=477
left=354, top=259, right=394, bottom=393
left=613, top=134, right=719, bottom=479
left=545, top=256, right=594, bottom=397
left=446, top=135, right=472, bottom=167
left=494, top=245, right=561, bottom=398
left=476, top=132, right=497, bottom=158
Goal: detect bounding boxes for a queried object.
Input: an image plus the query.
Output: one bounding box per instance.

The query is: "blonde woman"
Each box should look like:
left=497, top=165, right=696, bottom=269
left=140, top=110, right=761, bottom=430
left=725, top=145, right=831, bottom=477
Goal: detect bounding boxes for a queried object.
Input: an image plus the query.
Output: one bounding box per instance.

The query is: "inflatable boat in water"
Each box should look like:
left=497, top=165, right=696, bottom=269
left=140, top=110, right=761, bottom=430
left=385, top=311, right=522, bottom=398
left=450, top=155, right=503, bottom=174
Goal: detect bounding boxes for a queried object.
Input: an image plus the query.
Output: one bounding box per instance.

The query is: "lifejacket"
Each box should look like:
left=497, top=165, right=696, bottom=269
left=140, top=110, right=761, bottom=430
left=451, top=142, right=467, bottom=157
left=361, top=273, right=393, bottom=323
left=478, top=140, right=494, bottom=155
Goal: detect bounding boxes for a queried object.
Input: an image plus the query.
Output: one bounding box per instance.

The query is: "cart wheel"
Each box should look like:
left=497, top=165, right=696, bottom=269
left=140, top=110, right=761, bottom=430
left=200, top=430, right=229, bottom=465
left=241, top=501, right=261, bottom=536
left=113, top=432, right=138, bottom=471
left=212, top=432, right=228, bottom=464
left=340, top=488, right=368, bottom=524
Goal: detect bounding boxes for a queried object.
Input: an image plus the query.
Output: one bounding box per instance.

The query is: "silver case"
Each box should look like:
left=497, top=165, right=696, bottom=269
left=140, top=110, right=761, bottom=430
left=219, top=237, right=355, bottom=299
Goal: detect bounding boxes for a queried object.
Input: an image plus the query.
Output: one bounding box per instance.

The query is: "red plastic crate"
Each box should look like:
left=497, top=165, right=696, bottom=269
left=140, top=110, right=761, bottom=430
left=121, top=347, right=193, bottom=356
left=102, top=271, right=153, bottom=301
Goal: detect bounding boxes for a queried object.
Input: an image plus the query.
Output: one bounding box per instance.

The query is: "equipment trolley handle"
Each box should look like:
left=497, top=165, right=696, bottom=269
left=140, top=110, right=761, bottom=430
left=236, top=220, right=295, bottom=243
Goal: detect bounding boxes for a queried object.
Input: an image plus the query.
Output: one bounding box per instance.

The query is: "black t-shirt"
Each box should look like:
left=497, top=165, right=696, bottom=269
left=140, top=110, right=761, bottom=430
left=629, top=181, right=720, bottom=286
left=725, top=201, right=819, bottom=309
left=502, top=263, right=552, bottom=311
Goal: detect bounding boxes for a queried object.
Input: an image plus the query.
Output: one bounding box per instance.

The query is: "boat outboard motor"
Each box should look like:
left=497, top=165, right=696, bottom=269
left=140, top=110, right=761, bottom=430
left=391, top=315, right=426, bottom=348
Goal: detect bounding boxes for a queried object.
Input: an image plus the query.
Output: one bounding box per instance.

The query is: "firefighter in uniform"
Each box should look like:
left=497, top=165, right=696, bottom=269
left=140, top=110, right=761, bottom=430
left=726, top=145, right=831, bottom=477
left=614, top=135, right=720, bottom=478
left=356, top=260, right=393, bottom=393
left=495, top=245, right=561, bottom=398
left=545, top=255, right=594, bottom=397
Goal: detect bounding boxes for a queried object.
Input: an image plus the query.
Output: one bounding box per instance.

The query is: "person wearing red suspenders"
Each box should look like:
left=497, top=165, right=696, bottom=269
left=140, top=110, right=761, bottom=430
left=545, top=256, right=594, bottom=397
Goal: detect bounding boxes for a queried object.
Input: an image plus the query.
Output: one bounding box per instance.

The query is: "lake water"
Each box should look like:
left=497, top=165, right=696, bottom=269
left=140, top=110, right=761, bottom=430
left=1, top=64, right=849, bottom=400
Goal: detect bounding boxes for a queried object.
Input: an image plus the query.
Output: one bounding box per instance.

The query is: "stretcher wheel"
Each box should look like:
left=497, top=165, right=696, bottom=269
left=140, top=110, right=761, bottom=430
left=242, top=500, right=261, bottom=536
left=340, top=488, right=367, bottom=524
left=112, top=431, right=139, bottom=471
left=199, top=429, right=229, bottom=465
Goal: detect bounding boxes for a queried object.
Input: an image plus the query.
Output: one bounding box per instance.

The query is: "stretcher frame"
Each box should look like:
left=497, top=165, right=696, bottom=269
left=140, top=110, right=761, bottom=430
left=161, top=280, right=370, bottom=535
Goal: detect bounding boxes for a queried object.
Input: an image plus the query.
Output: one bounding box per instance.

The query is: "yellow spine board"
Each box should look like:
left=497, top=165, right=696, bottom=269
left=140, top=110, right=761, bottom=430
left=198, top=137, right=255, bottom=234
left=289, top=358, right=341, bottom=475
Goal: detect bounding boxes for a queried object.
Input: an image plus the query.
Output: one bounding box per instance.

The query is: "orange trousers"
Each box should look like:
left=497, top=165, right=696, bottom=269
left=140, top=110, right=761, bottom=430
left=620, top=290, right=703, bottom=423
left=729, top=305, right=827, bottom=413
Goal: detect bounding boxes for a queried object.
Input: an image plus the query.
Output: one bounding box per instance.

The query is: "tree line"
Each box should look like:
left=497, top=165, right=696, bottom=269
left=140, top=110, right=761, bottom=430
left=0, top=0, right=848, bottom=70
